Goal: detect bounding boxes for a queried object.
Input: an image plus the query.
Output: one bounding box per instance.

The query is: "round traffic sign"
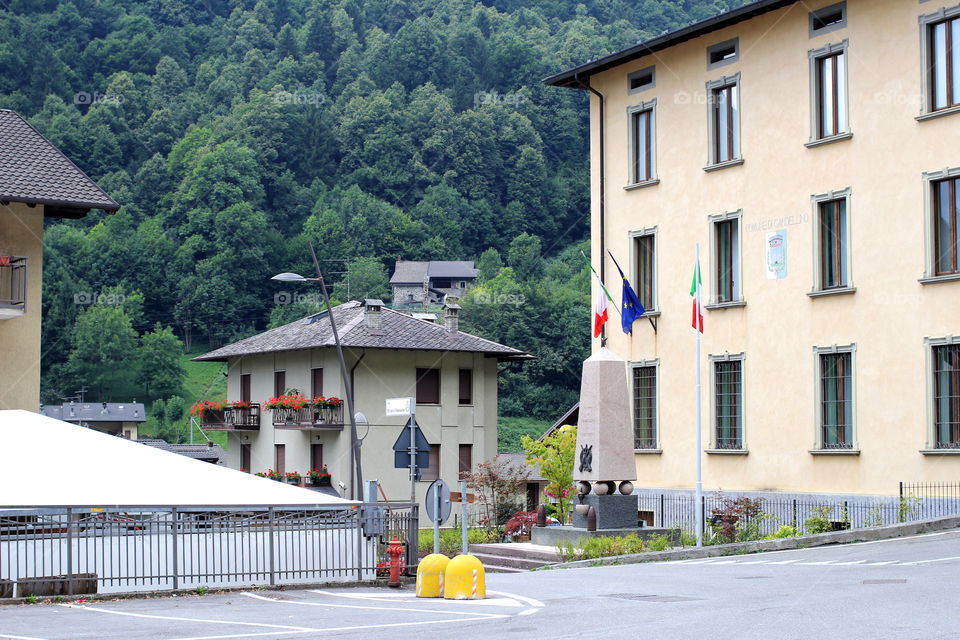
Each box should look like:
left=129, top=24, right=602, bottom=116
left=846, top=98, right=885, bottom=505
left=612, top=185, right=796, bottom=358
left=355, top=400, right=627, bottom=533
left=425, top=479, right=451, bottom=524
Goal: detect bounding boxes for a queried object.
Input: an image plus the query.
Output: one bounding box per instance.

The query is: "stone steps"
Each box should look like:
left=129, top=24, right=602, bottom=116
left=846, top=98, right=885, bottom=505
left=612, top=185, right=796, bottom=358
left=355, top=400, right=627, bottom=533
left=468, top=542, right=560, bottom=573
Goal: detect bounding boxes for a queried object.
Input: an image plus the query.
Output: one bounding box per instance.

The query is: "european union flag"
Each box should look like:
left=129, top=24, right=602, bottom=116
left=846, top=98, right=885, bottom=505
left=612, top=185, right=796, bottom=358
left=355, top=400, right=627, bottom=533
left=608, top=251, right=645, bottom=334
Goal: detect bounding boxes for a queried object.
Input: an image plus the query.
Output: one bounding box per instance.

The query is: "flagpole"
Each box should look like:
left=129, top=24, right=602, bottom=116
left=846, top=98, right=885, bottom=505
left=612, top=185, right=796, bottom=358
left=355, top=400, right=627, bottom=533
left=695, top=243, right=703, bottom=548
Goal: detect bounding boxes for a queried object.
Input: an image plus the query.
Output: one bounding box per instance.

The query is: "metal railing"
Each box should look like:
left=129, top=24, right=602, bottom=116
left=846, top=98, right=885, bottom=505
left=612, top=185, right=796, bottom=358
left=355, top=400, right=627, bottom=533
left=0, top=503, right=417, bottom=598
left=638, top=486, right=960, bottom=540
left=0, top=255, right=27, bottom=313
left=201, top=405, right=261, bottom=431
left=273, top=403, right=344, bottom=429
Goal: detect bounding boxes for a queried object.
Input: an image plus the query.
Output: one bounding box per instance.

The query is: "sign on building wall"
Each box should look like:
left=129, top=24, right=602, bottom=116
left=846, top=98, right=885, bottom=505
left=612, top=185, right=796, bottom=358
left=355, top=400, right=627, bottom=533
left=765, top=229, right=787, bottom=280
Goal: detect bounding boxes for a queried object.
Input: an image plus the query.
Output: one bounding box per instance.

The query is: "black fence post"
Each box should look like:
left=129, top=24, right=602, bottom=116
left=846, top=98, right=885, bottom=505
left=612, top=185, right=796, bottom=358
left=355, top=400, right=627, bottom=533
left=268, top=507, right=276, bottom=586
left=66, top=507, right=73, bottom=596
left=171, top=507, right=179, bottom=591
left=659, top=494, right=664, bottom=528
left=792, top=499, right=797, bottom=530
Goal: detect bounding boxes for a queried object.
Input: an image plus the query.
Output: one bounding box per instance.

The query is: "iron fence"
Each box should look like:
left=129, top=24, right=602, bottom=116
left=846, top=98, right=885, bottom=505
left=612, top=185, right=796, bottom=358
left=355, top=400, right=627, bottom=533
left=0, top=503, right=417, bottom=598
left=638, top=484, right=960, bottom=541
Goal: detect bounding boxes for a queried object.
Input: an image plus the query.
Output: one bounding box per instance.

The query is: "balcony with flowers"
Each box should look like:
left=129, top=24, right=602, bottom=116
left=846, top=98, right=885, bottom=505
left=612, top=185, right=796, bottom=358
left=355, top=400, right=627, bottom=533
left=0, top=254, right=27, bottom=320
left=265, top=393, right=344, bottom=430
left=190, top=400, right=260, bottom=431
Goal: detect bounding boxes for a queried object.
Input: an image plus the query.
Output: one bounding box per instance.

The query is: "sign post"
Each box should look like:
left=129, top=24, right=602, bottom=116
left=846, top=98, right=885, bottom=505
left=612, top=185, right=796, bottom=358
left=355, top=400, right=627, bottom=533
left=425, top=479, right=451, bottom=554
left=460, top=479, right=468, bottom=554
left=387, top=397, right=419, bottom=504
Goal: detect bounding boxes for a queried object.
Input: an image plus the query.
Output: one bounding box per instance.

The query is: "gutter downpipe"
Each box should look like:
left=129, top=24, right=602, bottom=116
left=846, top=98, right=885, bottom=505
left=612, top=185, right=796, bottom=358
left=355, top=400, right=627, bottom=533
left=349, top=347, right=367, bottom=499
left=574, top=72, right=606, bottom=346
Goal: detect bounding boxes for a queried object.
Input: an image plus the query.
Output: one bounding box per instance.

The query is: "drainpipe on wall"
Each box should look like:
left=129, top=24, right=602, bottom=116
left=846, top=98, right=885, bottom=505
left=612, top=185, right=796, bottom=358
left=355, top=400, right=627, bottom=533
left=574, top=72, right=607, bottom=347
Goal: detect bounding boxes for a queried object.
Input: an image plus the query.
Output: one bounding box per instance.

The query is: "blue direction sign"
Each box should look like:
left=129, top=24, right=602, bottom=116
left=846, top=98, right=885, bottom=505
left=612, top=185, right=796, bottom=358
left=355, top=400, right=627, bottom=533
left=392, top=417, right=430, bottom=469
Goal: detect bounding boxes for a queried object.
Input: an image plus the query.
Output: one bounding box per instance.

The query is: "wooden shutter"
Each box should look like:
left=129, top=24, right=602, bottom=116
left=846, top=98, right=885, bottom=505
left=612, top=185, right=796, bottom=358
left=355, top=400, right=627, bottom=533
left=274, top=371, right=286, bottom=397
left=275, top=444, right=285, bottom=475
left=310, top=443, right=323, bottom=471
left=421, top=444, right=440, bottom=481
left=241, top=444, right=251, bottom=472
left=240, top=374, right=251, bottom=403
left=416, top=368, right=440, bottom=404
left=458, top=369, right=472, bottom=405
left=311, top=368, right=323, bottom=398
left=458, top=444, right=472, bottom=478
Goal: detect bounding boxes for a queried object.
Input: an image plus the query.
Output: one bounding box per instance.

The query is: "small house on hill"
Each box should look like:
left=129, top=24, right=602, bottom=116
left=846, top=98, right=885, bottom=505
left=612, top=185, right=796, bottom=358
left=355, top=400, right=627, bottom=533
left=390, top=260, right=478, bottom=307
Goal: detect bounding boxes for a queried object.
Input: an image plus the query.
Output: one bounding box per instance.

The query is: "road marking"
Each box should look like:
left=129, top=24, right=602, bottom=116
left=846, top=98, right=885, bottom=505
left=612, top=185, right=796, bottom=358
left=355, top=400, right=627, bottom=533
left=867, top=561, right=897, bottom=565
left=487, top=590, right=545, bottom=608
left=306, top=590, right=523, bottom=608
left=797, top=561, right=835, bottom=565
left=835, top=560, right=866, bottom=565
left=519, top=608, right=538, bottom=616
left=767, top=560, right=799, bottom=565
left=901, top=555, right=960, bottom=566
left=56, top=604, right=315, bottom=632
left=243, top=592, right=503, bottom=618
left=0, top=634, right=51, bottom=640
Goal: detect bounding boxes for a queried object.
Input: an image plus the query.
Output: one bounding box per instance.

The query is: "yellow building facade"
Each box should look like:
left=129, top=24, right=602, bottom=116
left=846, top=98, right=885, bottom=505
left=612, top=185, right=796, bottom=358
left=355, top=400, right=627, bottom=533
left=547, top=0, right=960, bottom=496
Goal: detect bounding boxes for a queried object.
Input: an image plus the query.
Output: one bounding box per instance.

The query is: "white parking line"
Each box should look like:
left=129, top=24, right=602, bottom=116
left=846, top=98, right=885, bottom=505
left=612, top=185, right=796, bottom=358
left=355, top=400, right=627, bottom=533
left=0, top=634, right=51, bottom=640
left=900, top=556, right=960, bottom=566
left=866, top=561, right=897, bottom=566
left=243, top=592, right=503, bottom=618
left=306, top=589, right=523, bottom=608
left=56, top=604, right=316, bottom=632
left=767, top=560, right=799, bottom=565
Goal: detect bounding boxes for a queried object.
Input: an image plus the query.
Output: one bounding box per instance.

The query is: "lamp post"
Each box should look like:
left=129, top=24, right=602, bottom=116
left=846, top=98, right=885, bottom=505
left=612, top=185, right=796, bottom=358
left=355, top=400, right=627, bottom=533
left=271, top=243, right=361, bottom=499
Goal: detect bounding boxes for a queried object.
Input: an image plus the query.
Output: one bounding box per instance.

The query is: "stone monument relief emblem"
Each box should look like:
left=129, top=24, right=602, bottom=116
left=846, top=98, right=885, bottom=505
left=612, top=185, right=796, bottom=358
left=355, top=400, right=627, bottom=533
left=579, top=444, right=593, bottom=473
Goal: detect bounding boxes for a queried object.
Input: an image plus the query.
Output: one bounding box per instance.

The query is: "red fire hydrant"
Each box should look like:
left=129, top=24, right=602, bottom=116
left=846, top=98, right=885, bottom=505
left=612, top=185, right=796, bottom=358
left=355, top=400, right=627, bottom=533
left=387, top=536, right=404, bottom=588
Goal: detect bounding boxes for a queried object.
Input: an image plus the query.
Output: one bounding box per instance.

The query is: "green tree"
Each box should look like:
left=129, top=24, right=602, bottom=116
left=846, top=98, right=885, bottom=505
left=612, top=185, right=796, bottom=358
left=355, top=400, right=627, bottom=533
left=521, top=425, right=577, bottom=524
left=65, top=304, right=139, bottom=399
left=476, top=247, right=503, bottom=281
left=137, top=323, right=186, bottom=399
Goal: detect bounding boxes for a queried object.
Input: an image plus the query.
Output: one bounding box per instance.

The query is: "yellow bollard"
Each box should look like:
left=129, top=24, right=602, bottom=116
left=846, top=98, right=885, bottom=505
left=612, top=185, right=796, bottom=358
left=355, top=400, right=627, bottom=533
left=415, top=553, right=450, bottom=598
left=443, top=554, right=485, bottom=600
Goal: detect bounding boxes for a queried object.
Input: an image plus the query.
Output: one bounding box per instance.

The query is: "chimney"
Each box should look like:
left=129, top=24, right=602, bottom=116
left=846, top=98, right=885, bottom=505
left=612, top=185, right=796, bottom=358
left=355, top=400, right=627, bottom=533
left=364, top=299, right=384, bottom=330
left=101, top=402, right=108, bottom=415
left=443, top=302, right=461, bottom=333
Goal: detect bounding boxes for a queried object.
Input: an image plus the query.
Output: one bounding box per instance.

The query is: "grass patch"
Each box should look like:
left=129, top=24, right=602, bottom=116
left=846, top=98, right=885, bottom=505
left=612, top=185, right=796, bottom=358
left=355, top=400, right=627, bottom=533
left=498, top=416, right=551, bottom=452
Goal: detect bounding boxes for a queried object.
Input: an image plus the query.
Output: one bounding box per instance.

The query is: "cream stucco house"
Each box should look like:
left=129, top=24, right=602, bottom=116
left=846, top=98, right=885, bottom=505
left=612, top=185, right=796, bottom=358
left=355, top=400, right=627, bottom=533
left=545, top=0, right=960, bottom=500
left=0, top=110, right=119, bottom=411
left=194, top=300, right=531, bottom=506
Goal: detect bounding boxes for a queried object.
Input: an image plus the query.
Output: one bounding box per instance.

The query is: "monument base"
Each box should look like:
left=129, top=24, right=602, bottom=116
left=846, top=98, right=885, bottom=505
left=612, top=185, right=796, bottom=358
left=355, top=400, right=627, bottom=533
left=571, top=494, right=638, bottom=529
left=531, top=524, right=679, bottom=547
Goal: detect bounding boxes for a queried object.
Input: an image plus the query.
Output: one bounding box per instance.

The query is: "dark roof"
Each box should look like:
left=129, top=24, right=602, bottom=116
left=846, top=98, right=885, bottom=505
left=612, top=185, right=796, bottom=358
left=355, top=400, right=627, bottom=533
left=138, top=439, right=227, bottom=465
left=0, top=110, right=119, bottom=214
left=539, top=402, right=579, bottom=441
left=390, top=261, right=477, bottom=284
left=543, top=0, right=797, bottom=89
left=193, top=301, right=533, bottom=362
left=498, top=452, right=546, bottom=483
left=40, top=402, right=146, bottom=423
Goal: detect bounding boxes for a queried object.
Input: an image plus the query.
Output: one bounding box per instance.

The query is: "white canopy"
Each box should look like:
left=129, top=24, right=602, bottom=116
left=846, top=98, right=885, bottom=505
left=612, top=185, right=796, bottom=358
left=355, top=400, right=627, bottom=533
left=0, top=410, right=355, bottom=508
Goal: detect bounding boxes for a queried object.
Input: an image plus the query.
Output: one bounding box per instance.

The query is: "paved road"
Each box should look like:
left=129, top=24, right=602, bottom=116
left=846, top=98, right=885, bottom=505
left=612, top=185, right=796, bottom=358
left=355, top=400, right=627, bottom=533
left=2, top=530, right=959, bottom=640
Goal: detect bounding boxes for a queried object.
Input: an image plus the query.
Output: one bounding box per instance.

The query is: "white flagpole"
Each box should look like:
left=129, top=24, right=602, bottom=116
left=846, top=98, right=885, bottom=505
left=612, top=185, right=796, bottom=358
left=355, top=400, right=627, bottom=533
left=695, top=243, right=703, bottom=548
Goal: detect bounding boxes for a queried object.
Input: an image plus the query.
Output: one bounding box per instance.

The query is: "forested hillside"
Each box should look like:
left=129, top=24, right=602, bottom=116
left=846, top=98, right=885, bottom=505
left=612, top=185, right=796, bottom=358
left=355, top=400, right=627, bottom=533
left=0, top=0, right=747, bottom=422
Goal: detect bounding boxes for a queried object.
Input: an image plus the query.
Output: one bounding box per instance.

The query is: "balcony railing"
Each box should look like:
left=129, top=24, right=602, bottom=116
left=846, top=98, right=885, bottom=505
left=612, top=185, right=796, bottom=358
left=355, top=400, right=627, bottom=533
left=0, top=256, right=27, bottom=319
left=273, top=403, right=344, bottom=430
left=201, top=404, right=261, bottom=431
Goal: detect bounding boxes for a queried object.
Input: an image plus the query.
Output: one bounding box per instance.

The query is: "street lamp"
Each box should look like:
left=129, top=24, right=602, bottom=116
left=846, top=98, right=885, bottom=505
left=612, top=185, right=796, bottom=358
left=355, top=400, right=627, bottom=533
left=271, top=243, right=362, bottom=500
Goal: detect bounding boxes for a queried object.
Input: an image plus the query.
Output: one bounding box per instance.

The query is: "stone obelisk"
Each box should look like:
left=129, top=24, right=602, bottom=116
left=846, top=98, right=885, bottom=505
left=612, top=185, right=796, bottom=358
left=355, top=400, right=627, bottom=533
left=572, top=346, right=638, bottom=529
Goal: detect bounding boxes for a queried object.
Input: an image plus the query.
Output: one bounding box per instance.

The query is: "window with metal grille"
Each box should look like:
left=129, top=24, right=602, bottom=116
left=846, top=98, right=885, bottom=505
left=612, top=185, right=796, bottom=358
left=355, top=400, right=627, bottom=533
left=714, top=360, right=742, bottom=449
left=819, top=198, right=848, bottom=288
left=416, top=368, right=440, bottom=404
left=934, top=176, right=960, bottom=275
left=934, top=344, right=960, bottom=448
left=633, top=365, right=657, bottom=449
left=820, top=352, right=852, bottom=448
left=711, top=83, right=739, bottom=163
left=930, top=15, right=960, bottom=111
left=634, top=234, right=655, bottom=311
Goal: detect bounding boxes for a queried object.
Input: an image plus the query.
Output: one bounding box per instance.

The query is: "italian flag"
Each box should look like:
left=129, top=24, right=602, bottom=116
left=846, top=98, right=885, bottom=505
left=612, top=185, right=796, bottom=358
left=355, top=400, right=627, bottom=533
left=594, top=272, right=613, bottom=338
left=690, top=259, right=703, bottom=333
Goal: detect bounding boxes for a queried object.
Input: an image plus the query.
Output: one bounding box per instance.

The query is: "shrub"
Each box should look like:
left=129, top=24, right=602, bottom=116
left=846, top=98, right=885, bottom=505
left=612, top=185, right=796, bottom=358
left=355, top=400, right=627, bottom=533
left=504, top=511, right=537, bottom=538
left=647, top=534, right=671, bottom=551
left=765, top=525, right=800, bottom=539
left=804, top=505, right=834, bottom=534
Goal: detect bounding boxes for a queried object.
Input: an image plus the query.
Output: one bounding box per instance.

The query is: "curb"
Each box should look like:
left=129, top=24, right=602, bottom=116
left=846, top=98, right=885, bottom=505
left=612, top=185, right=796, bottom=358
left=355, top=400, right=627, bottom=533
left=549, top=514, right=960, bottom=570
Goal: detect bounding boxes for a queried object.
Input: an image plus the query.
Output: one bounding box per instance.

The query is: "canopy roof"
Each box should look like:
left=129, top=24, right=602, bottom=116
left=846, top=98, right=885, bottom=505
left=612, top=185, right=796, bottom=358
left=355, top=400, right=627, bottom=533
left=0, top=410, right=354, bottom=508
